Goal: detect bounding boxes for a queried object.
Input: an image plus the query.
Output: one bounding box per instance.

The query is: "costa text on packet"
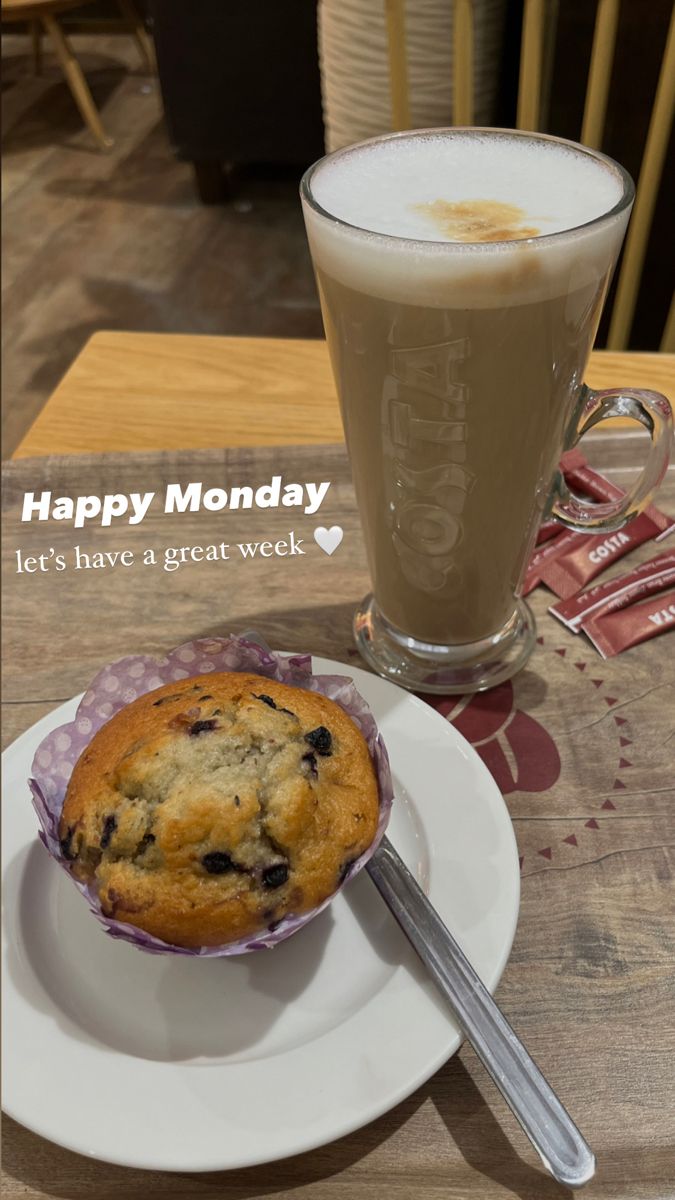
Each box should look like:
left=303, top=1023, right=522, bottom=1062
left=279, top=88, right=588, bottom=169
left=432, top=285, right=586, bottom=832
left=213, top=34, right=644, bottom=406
left=20, top=477, right=332, bottom=528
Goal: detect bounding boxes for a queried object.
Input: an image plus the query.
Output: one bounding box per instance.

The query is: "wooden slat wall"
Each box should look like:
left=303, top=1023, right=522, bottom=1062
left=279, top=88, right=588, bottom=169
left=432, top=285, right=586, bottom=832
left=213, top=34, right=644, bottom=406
left=383, top=0, right=675, bottom=352
left=607, top=4, right=675, bottom=348
left=516, top=0, right=545, bottom=129
left=453, top=0, right=475, bottom=125
left=385, top=0, right=411, bottom=130
left=661, top=293, right=675, bottom=353
left=580, top=0, right=621, bottom=148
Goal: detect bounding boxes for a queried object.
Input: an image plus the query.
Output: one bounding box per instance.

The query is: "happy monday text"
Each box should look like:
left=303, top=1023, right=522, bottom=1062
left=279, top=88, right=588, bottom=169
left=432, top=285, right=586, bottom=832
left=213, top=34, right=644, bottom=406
left=21, top=477, right=331, bottom=528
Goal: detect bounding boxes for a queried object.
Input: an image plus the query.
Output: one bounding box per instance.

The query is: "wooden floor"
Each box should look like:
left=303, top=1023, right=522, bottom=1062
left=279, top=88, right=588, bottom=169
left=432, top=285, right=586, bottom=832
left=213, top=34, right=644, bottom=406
left=1, top=33, right=323, bottom=457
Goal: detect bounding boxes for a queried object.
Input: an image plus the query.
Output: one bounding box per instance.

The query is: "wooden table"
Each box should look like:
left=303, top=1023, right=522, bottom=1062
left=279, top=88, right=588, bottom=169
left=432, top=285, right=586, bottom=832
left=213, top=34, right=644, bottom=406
left=12, top=332, right=675, bottom=458
left=3, top=337, right=675, bottom=1200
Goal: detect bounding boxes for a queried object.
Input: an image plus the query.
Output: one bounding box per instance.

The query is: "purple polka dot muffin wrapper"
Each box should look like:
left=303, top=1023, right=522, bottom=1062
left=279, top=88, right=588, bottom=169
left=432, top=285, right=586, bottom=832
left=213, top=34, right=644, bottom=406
left=29, top=634, right=394, bottom=956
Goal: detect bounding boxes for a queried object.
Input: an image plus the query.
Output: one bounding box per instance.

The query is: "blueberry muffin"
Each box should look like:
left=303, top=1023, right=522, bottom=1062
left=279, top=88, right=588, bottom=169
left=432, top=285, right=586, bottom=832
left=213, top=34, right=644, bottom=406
left=58, top=673, right=380, bottom=948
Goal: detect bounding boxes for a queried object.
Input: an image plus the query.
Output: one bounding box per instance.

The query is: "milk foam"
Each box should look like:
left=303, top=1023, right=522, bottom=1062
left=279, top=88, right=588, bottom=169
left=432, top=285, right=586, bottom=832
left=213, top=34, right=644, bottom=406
left=310, top=131, right=624, bottom=241
left=302, top=131, right=631, bottom=307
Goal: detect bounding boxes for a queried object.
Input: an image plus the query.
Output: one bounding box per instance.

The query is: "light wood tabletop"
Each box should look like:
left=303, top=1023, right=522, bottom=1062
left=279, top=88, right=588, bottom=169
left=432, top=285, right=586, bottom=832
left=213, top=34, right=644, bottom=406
left=12, top=331, right=675, bottom=459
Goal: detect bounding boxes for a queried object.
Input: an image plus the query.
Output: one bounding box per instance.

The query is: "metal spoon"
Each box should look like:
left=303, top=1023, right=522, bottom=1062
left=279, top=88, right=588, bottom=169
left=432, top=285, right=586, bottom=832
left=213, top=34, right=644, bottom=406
left=367, top=836, right=596, bottom=1190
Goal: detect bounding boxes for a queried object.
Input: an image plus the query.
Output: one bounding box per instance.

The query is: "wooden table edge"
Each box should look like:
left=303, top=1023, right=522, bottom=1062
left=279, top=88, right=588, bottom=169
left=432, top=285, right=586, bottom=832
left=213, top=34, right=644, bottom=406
left=10, top=333, right=675, bottom=461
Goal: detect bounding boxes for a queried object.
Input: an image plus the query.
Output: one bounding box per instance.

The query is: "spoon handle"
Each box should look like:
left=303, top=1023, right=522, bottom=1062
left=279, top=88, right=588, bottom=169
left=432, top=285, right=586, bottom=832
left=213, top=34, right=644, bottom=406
left=367, top=837, right=595, bottom=1190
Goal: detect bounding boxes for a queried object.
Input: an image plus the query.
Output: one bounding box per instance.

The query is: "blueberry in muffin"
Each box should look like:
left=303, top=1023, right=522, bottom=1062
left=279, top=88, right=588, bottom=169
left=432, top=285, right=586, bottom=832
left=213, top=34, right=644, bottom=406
left=58, top=673, right=380, bottom=948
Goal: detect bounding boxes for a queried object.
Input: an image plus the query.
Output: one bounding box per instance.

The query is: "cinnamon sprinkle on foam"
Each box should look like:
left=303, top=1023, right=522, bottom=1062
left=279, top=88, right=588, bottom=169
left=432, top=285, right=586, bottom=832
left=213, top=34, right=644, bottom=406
left=412, top=199, right=540, bottom=242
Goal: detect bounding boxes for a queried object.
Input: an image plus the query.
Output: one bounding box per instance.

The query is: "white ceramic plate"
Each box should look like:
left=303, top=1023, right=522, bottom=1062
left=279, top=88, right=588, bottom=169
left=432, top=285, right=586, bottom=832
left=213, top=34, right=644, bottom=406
left=2, top=656, right=520, bottom=1172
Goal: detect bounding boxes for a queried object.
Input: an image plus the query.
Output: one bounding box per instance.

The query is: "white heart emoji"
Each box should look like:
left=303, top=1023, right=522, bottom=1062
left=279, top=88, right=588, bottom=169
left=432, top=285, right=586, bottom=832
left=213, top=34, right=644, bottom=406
left=314, top=525, right=344, bottom=555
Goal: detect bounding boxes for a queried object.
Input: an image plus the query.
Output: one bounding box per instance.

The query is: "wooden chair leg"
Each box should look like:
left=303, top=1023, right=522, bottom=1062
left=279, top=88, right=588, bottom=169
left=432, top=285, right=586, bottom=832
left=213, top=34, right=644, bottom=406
left=31, top=20, right=43, bottom=76
left=192, top=160, right=232, bottom=205
left=41, top=13, right=114, bottom=150
left=117, top=0, right=156, bottom=74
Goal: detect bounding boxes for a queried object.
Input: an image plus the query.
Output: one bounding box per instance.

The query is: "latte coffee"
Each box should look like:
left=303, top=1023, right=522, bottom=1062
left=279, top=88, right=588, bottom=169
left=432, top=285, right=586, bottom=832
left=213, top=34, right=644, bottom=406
left=301, top=130, right=645, bottom=691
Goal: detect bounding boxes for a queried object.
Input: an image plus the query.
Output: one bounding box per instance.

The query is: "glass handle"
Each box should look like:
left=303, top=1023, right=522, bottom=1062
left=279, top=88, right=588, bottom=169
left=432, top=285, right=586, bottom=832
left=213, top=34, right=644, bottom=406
left=551, top=385, right=673, bottom=533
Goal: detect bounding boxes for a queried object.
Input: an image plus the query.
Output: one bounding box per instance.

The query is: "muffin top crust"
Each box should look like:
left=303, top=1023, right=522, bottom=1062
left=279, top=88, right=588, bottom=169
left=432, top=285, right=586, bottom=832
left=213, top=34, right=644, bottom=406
left=59, top=672, right=380, bottom=947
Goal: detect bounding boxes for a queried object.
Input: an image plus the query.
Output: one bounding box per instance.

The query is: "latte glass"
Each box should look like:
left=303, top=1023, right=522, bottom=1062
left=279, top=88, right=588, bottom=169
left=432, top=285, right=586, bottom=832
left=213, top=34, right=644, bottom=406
left=301, top=129, right=672, bottom=694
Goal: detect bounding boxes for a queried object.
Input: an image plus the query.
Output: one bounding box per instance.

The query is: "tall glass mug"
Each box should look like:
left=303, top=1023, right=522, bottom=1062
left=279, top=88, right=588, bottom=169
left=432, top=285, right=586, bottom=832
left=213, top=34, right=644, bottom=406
left=301, top=129, right=672, bottom=693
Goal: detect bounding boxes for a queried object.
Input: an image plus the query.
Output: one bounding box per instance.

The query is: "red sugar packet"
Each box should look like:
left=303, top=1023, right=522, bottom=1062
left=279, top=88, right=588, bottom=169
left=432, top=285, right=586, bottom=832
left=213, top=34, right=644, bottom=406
left=525, top=453, right=672, bottom=599
left=536, top=518, right=562, bottom=545
left=559, top=448, right=588, bottom=472
left=526, top=451, right=616, bottom=592
left=540, top=510, right=673, bottom=599
left=563, top=453, right=674, bottom=542
left=563, top=454, right=624, bottom=504
left=523, top=529, right=576, bottom=595
left=550, top=551, right=675, bottom=631
left=583, top=589, right=675, bottom=658
left=657, top=523, right=675, bottom=542
left=530, top=451, right=590, bottom=556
